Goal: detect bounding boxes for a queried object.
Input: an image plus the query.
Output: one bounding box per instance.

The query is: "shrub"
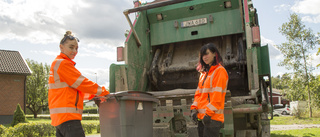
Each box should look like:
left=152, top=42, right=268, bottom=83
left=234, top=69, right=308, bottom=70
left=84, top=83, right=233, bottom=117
left=11, top=104, right=28, bottom=127
left=2, top=122, right=99, bottom=136
left=97, top=124, right=100, bottom=133
left=0, top=125, right=6, bottom=136
left=82, top=123, right=97, bottom=134
left=83, top=106, right=98, bottom=114
left=26, top=115, right=51, bottom=120
left=26, top=115, right=99, bottom=120
left=5, top=123, right=55, bottom=137
left=82, top=116, right=99, bottom=120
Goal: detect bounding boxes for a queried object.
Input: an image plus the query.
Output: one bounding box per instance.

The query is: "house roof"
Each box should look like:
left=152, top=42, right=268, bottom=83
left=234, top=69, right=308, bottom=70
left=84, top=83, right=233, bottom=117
left=270, top=88, right=282, bottom=95
left=0, top=50, right=32, bottom=75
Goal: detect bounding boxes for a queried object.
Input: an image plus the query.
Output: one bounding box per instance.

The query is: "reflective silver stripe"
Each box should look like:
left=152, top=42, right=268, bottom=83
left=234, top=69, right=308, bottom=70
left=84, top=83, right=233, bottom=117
left=50, top=107, right=83, bottom=114
left=96, top=86, right=102, bottom=96
left=222, top=89, right=227, bottom=93
left=206, top=104, right=224, bottom=114
left=49, top=59, right=69, bottom=89
left=198, top=109, right=206, bottom=114
left=53, top=59, right=64, bottom=82
left=71, top=75, right=85, bottom=89
left=49, top=82, right=69, bottom=89
left=192, top=101, right=198, bottom=107
left=212, top=87, right=222, bottom=92
left=198, top=87, right=223, bottom=93
left=207, top=103, right=218, bottom=111
left=210, top=66, right=222, bottom=88
left=215, top=109, right=224, bottom=114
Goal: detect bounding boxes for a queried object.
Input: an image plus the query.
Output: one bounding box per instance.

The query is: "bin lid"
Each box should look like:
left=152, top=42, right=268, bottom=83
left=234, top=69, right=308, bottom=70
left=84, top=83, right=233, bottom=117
left=111, top=91, right=158, bottom=102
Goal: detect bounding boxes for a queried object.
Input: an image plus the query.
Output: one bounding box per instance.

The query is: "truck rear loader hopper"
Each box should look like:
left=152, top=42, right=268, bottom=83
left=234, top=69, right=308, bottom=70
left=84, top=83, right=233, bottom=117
left=107, top=0, right=274, bottom=137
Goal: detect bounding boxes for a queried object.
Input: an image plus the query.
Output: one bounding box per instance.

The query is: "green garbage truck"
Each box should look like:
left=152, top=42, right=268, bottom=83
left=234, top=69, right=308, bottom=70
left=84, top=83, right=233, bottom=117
left=106, top=0, right=273, bottom=136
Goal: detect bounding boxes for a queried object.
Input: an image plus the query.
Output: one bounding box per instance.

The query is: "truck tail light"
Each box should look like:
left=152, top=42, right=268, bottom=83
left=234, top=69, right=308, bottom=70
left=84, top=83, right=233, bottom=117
left=252, top=26, right=260, bottom=44
left=117, top=47, right=124, bottom=62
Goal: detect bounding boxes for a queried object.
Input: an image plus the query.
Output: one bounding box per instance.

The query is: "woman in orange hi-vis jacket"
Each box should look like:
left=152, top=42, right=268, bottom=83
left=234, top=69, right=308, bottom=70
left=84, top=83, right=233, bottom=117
left=48, top=31, right=110, bottom=137
left=190, top=43, right=229, bottom=137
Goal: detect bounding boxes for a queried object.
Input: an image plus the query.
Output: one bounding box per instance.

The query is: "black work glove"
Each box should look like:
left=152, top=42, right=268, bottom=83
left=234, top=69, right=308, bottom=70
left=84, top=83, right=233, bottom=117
left=190, top=109, right=198, bottom=123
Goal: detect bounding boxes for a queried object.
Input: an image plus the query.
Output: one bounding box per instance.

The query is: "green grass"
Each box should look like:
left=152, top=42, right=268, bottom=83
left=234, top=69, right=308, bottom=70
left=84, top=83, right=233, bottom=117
left=271, top=116, right=320, bottom=125
left=27, top=117, right=50, bottom=123
left=271, top=128, right=320, bottom=137
left=270, top=115, right=320, bottom=137
left=27, top=117, right=99, bottom=124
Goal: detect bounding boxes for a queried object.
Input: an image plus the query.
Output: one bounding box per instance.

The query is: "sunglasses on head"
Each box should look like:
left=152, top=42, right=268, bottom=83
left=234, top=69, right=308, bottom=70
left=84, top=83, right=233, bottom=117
left=61, top=35, right=80, bottom=44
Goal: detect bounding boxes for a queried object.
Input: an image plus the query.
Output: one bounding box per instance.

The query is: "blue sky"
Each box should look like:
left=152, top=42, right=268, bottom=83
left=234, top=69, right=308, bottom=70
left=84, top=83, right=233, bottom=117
left=1, top=0, right=320, bottom=87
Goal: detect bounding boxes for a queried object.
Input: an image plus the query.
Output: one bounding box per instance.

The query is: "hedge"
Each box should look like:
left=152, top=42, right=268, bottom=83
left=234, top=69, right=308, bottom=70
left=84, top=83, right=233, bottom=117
left=0, top=122, right=99, bottom=137
left=0, top=125, right=6, bottom=136
left=83, top=107, right=98, bottom=114
left=25, top=115, right=99, bottom=120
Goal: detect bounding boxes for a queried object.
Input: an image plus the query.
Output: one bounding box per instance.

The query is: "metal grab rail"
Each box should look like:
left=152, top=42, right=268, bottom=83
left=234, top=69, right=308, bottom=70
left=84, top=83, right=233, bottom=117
left=123, top=0, right=192, bottom=47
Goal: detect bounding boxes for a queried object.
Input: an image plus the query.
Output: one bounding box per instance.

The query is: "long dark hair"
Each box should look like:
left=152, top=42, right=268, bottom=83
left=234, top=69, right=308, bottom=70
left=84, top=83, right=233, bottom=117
left=196, top=43, right=223, bottom=72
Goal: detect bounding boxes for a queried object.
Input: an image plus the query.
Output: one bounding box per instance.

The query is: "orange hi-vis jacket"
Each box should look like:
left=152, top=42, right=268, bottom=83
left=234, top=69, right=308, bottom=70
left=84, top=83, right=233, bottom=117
left=48, top=53, right=109, bottom=126
left=191, top=64, right=228, bottom=123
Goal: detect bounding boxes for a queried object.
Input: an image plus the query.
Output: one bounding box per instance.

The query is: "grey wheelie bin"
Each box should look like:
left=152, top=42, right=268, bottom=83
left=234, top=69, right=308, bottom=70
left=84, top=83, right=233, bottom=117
left=95, top=91, right=158, bottom=137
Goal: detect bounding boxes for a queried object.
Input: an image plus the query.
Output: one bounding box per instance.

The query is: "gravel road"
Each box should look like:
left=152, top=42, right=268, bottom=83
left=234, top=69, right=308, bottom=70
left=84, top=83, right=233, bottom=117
left=271, top=124, right=320, bottom=131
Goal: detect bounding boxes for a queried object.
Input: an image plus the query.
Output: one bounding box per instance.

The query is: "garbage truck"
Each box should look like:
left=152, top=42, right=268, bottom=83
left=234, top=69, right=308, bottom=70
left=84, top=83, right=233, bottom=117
left=102, top=0, right=273, bottom=136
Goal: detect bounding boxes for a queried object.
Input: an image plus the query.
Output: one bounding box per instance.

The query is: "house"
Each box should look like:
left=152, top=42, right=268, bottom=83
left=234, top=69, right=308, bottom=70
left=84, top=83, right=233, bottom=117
left=0, top=50, right=31, bottom=124
left=268, top=88, right=290, bottom=105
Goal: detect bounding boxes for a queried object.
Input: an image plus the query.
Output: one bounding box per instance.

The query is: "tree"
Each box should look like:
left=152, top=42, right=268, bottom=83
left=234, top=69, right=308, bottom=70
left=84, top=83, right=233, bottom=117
left=309, top=75, right=320, bottom=109
left=275, top=13, right=318, bottom=117
left=11, top=104, right=28, bottom=127
left=317, top=32, right=320, bottom=67
left=271, top=75, right=289, bottom=90
left=26, top=59, right=50, bottom=118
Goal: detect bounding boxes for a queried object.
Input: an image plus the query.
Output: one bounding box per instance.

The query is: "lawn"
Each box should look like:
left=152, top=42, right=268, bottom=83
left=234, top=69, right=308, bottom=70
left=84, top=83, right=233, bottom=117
left=270, top=115, right=320, bottom=137
left=271, top=128, right=320, bottom=137
left=27, top=117, right=99, bottom=124
left=270, top=116, right=320, bottom=125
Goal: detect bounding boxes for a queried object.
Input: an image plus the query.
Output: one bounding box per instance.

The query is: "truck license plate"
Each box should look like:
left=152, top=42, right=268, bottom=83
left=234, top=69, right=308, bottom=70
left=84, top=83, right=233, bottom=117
left=181, top=18, right=207, bottom=28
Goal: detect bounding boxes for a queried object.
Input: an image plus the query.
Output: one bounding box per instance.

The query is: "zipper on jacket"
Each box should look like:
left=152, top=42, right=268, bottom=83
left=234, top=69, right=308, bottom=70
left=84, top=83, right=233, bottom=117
left=202, top=73, right=208, bottom=86
left=75, top=91, right=79, bottom=110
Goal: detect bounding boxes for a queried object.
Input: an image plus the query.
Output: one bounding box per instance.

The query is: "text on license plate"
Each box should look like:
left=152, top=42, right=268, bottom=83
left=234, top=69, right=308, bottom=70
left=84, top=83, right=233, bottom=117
left=181, top=18, right=207, bottom=28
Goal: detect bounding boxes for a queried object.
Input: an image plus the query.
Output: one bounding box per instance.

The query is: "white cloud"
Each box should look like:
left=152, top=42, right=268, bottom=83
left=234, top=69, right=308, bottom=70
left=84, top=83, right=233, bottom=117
left=43, top=50, right=59, bottom=56
left=311, top=52, right=320, bottom=68
left=291, top=0, right=320, bottom=23
left=29, top=50, right=58, bottom=56
left=291, top=0, right=320, bottom=15
left=0, top=0, right=132, bottom=46
left=276, top=72, right=284, bottom=77
left=78, top=68, right=109, bottom=87
left=260, top=36, right=283, bottom=60
left=301, top=15, right=320, bottom=23
left=0, top=0, right=83, bottom=43
left=78, top=46, right=116, bottom=61
left=274, top=4, right=291, bottom=13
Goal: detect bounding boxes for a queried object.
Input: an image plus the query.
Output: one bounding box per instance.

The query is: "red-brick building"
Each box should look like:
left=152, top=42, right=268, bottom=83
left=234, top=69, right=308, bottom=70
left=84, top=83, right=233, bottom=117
left=269, top=88, right=290, bottom=105
left=0, top=50, right=31, bottom=124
